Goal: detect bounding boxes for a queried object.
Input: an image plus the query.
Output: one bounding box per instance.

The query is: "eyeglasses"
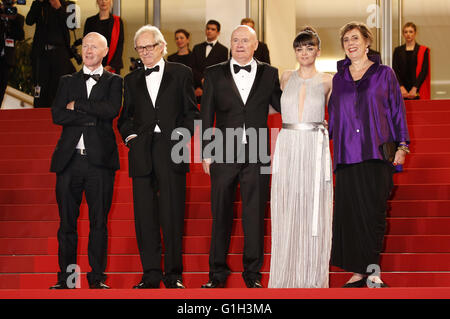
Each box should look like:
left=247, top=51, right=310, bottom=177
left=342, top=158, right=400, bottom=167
left=135, top=43, right=160, bottom=53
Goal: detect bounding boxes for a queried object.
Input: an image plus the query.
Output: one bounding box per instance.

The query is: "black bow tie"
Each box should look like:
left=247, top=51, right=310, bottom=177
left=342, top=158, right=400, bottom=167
left=145, top=65, right=160, bottom=76
left=205, top=42, right=214, bottom=47
left=83, top=73, right=101, bottom=82
left=233, top=64, right=251, bottom=74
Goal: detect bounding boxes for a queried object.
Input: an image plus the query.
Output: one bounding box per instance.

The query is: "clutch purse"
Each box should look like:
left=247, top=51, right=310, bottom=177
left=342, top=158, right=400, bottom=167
left=380, top=142, right=397, bottom=163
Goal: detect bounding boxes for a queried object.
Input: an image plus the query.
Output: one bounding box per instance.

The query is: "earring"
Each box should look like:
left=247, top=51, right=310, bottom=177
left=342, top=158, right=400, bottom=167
left=365, top=47, right=369, bottom=54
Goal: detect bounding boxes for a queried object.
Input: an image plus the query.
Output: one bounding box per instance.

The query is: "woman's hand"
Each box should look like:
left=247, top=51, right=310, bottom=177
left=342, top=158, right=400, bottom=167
left=393, top=149, right=407, bottom=166
left=408, top=87, right=418, bottom=99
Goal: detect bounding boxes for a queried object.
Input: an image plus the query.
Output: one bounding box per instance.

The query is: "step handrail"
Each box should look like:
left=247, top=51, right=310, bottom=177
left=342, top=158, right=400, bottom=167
left=2, top=86, right=34, bottom=109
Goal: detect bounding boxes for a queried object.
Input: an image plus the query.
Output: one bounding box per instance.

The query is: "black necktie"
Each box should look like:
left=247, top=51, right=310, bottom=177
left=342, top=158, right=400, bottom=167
left=233, top=64, right=251, bottom=74
left=83, top=73, right=101, bottom=82
left=145, top=65, right=160, bottom=76
left=206, top=42, right=214, bottom=47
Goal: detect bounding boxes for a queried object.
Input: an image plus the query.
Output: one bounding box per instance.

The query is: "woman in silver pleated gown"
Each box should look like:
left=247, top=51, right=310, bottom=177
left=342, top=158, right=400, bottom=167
left=269, top=27, right=333, bottom=288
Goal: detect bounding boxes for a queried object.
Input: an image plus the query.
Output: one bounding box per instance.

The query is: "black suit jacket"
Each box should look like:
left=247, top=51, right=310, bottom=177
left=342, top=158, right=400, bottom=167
left=117, top=61, right=200, bottom=177
left=201, top=60, right=281, bottom=163
left=191, top=41, right=229, bottom=88
left=393, top=43, right=429, bottom=91
left=83, top=14, right=124, bottom=74
left=50, top=69, right=123, bottom=173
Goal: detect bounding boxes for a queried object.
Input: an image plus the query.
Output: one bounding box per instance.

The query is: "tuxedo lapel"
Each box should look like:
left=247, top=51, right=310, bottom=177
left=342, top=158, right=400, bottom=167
left=246, top=61, right=264, bottom=105
left=222, top=61, right=245, bottom=107
left=155, top=61, right=174, bottom=106
left=89, top=70, right=109, bottom=100
left=74, top=70, right=88, bottom=100
left=137, top=68, right=154, bottom=108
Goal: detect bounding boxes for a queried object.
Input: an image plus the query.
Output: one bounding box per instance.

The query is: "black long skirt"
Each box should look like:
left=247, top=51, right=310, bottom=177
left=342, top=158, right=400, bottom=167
left=330, top=160, right=394, bottom=275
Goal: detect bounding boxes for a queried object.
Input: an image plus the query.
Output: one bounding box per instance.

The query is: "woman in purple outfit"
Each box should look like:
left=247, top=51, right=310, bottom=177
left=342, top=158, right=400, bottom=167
left=328, top=22, right=410, bottom=288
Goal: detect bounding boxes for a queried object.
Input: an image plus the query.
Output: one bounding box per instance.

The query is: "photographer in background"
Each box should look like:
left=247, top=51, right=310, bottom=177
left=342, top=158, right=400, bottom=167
left=0, top=0, right=24, bottom=107
left=26, top=0, right=75, bottom=108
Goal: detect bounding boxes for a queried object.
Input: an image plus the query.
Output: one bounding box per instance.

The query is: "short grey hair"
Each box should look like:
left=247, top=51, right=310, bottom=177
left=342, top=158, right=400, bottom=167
left=134, top=25, right=168, bottom=56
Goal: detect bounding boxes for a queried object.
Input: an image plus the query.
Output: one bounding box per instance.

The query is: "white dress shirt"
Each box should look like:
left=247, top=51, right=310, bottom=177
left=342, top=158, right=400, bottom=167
left=205, top=39, right=218, bottom=58
left=230, top=58, right=257, bottom=143
left=125, top=58, right=165, bottom=144
left=76, top=65, right=104, bottom=150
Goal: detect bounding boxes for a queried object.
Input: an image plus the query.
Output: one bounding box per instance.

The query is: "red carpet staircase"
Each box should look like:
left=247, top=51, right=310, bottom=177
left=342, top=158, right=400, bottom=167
left=0, top=99, right=450, bottom=289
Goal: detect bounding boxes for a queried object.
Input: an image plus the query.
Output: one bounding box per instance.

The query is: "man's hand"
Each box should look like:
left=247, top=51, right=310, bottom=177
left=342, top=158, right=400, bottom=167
left=202, top=158, right=212, bottom=175
left=49, top=0, right=62, bottom=10
left=66, top=101, right=75, bottom=110
left=195, top=87, right=203, bottom=97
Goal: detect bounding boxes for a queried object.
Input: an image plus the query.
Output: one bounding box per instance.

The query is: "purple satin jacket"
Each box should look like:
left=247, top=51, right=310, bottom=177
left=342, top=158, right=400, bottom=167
left=328, top=55, right=410, bottom=171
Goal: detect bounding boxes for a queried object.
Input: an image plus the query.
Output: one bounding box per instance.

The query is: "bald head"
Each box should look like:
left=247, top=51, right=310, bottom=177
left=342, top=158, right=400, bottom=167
left=82, top=32, right=109, bottom=71
left=230, top=25, right=258, bottom=65
left=83, top=32, right=108, bottom=49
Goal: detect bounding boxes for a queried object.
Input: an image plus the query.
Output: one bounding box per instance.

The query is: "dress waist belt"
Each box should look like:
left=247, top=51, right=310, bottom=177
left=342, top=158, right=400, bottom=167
left=282, top=122, right=331, bottom=237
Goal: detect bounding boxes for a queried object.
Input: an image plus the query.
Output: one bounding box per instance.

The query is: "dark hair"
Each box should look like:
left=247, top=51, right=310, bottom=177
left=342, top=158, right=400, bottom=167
left=293, top=26, right=321, bottom=49
left=206, top=19, right=221, bottom=32
left=339, top=21, right=373, bottom=49
left=403, top=22, right=417, bottom=32
left=174, top=29, right=190, bottom=39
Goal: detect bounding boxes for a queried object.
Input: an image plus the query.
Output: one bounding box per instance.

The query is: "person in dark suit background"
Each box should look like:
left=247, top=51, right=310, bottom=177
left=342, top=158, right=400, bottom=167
left=49, top=32, right=123, bottom=289
left=83, top=0, right=124, bottom=74
left=26, top=0, right=76, bottom=108
left=393, top=22, right=430, bottom=100
left=200, top=25, right=281, bottom=289
left=117, top=25, right=200, bottom=289
left=0, top=3, right=24, bottom=107
left=191, top=19, right=228, bottom=100
left=167, top=28, right=193, bottom=68
left=239, top=18, right=270, bottom=64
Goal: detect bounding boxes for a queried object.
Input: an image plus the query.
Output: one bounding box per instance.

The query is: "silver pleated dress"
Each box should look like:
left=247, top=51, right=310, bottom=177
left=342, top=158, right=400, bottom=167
left=268, top=72, right=333, bottom=288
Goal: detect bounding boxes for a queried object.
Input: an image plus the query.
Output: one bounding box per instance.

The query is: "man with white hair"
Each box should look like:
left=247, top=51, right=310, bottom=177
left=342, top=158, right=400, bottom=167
left=49, top=32, right=123, bottom=289
left=200, top=25, right=281, bottom=288
left=118, top=25, right=199, bottom=289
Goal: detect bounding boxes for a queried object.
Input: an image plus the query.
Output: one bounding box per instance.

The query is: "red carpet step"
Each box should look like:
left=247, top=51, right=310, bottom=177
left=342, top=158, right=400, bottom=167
left=0, top=100, right=450, bottom=290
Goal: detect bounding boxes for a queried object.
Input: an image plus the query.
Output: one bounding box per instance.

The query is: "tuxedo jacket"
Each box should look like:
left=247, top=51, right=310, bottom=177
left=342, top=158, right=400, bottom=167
left=191, top=41, right=229, bottom=88
left=201, top=60, right=281, bottom=163
left=50, top=69, right=123, bottom=173
left=117, top=61, right=200, bottom=177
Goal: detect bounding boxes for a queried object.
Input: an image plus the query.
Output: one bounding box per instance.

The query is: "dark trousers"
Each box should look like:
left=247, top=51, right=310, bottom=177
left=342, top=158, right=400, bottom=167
left=208, top=162, right=270, bottom=284
left=132, top=133, right=186, bottom=286
left=33, top=47, right=75, bottom=108
left=55, top=153, right=115, bottom=284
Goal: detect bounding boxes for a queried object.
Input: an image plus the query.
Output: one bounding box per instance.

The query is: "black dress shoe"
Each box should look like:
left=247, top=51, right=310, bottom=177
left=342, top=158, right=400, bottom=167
left=245, top=279, right=263, bottom=288
left=367, top=280, right=389, bottom=288
left=165, top=279, right=185, bottom=289
left=133, top=281, right=160, bottom=289
left=342, top=277, right=367, bottom=288
left=89, top=281, right=111, bottom=289
left=49, top=281, right=70, bottom=289
left=201, top=280, right=225, bottom=288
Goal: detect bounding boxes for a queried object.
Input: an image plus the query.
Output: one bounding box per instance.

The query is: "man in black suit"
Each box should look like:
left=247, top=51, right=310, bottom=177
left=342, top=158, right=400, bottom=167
left=26, top=0, right=76, bottom=108
left=200, top=25, right=281, bottom=288
left=191, top=19, right=228, bottom=100
left=117, top=25, right=199, bottom=289
left=49, top=32, right=123, bottom=289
